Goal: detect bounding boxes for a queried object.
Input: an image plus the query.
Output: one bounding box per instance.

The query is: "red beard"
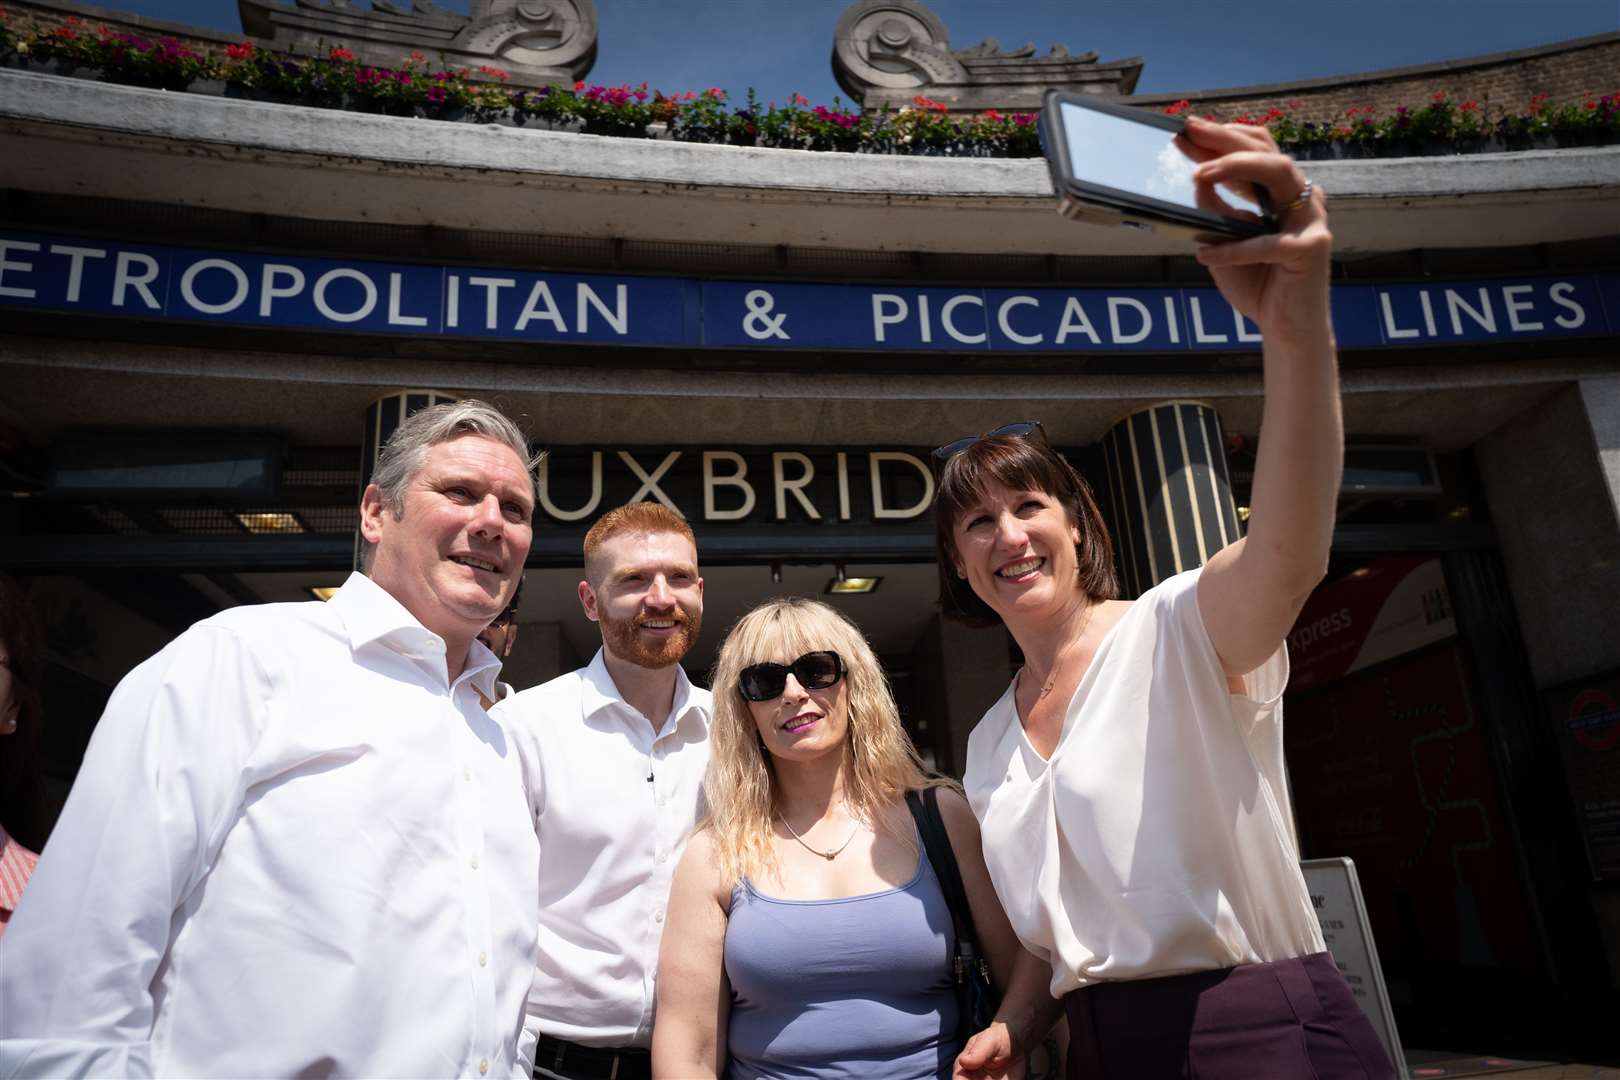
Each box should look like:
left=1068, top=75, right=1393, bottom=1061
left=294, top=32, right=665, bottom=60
left=600, top=606, right=702, bottom=670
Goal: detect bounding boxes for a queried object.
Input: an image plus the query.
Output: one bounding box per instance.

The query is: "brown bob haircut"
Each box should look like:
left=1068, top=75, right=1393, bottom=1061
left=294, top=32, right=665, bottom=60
left=932, top=434, right=1119, bottom=626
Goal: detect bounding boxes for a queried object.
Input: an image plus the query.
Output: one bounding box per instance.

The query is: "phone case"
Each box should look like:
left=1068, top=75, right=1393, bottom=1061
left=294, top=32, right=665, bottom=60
left=1037, top=89, right=1277, bottom=241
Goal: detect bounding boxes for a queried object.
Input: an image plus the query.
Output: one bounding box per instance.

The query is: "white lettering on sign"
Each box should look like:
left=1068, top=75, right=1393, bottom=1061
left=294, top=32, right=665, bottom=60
left=515, top=281, right=566, bottom=332
left=704, top=451, right=756, bottom=521
left=180, top=259, right=250, bottom=315
left=836, top=452, right=852, bottom=520
left=619, top=450, right=682, bottom=513
left=1446, top=286, right=1496, bottom=336
left=773, top=452, right=819, bottom=520
left=743, top=289, right=789, bottom=341
left=112, top=252, right=161, bottom=310
left=51, top=244, right=106, bottom=303
left=1550, top=282, right=1586, bottom=329
left=579, top=283, right=629, bottom=336
left=538, top=451, right=603, bottom=522
left=1055, top=297, right=1101, bottom=345
left=312, top=268, right=378, bottom=323
left=261, top=264, right=305, bottom=317
left=872, top=294, right=906, bottom=342
left=1502, top=284, right=1542, bottom=332
left=1188, top=295, right=1227, bottom=343
left=869, top=452, right=934, bottom=520
left=386, top=272, right=429, bottom=328
left=997, top=295, right=1042, bottom=345
left=0, top=239, right=39, bottom=299
left=468, top=276, right=514, bottom=331
left=1107, top=296, right=1152, bottom=345
left=941, top=294, right=987, bottom=344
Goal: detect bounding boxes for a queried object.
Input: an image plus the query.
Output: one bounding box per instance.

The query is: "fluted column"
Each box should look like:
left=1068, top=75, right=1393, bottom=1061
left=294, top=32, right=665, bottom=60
left=1098, top=400, right=1241, bottom=598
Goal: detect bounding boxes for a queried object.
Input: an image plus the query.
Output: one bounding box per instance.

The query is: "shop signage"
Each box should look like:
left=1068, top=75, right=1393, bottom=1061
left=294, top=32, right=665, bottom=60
left=1287, top=557, right=1457, bottom=691
left=1300, top=858, right=1405, bottom=1073
left=3, top=230, right=1617, bottom=353
left=1544, top=672, right=1620, bottom=880
left=535, top=445, right=937, bottom=527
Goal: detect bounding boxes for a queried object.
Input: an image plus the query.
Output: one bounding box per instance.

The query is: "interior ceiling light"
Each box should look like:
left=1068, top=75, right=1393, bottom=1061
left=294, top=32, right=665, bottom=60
left=306, top=586, right=341, bottom=602
left=826, top=576, right=881, bottom=595
left=236, top=511, right=305, bottom=534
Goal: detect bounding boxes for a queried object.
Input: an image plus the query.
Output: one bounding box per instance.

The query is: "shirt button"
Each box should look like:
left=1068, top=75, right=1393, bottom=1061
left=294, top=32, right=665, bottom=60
left=479, top=1058, right=489, bottom=1075
left=657, top=851, right=668, bottom=864
left=468, top=855, right=479, bottom=870
left=654, top=909, right=665, bottom=923
left=464, top=767, right=472, bottom=782
left=478, top=950, right=488, bottom=967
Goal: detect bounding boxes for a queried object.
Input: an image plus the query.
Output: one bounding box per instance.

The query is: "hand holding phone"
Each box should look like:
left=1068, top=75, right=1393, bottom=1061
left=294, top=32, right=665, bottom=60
left=1038, top=90, right=1277, bottom=241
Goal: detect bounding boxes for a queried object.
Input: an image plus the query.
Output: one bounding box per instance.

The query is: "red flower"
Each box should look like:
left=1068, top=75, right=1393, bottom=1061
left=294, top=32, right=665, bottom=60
left=1431, top=90, right=1446, bottom=102
left=984, top=108, right=1003, bottom=122
left=410, top=50, right=425, bottom=62
left=478, top=65, right=509, bottom=81
left=1287, top=99, right=1304, bottom=110
left=1265, top=106, right=1283, bottom=120
left=574, top=79, right=586, bottom=90
left=53, top=23, right=76, bottom=38
left=1461, top=100, right=1478, bottom=111
left=1164, top=99, right=1190, bottom=116
left=225, top=41, right=254, bottom=60
left=1586, top=100, right=1598, bottom=110
left=330, top=47, right=354, bottom=61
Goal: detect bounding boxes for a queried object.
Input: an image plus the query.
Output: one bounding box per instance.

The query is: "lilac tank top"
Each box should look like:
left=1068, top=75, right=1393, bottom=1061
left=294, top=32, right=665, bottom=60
left=723, top=834, right=960, bottom=1079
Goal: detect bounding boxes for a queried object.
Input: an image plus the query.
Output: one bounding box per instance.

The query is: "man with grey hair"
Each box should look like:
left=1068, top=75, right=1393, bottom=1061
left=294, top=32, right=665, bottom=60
left=0, top=400, right=542, bottom=1079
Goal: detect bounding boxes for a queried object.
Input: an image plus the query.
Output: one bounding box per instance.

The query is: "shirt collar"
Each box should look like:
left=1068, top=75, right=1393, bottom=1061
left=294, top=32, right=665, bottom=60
left=580, top=647, right=708, bottom=735
left=327, top=572, right=502, bottom=699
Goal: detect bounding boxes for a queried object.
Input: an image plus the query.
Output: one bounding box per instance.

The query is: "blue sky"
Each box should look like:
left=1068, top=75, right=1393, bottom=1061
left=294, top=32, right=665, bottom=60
left=115, top=0, right=1617, bottom=103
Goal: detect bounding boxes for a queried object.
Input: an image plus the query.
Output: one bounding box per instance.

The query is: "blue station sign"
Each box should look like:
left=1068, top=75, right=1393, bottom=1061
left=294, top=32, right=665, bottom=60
left=2, top=231, right=1615, bottom=354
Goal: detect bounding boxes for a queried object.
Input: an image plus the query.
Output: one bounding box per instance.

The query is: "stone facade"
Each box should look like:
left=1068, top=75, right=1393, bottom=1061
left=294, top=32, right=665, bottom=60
left=238, top=0, right=598, bottom=85
left=1127, top=31, right=1620, bottom=122
left=832, top=0, right=1143, bottom=113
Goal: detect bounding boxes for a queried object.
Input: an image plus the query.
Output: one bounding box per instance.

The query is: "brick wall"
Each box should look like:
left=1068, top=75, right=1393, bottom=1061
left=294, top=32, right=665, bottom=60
left=1127, top=32, right=1620, bottom=121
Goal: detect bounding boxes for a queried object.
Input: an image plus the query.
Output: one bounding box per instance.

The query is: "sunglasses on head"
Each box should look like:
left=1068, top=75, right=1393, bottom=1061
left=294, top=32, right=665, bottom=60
left=738, top=651, right=845, bottom=702
left=930, top=420, right=1047, bottom=465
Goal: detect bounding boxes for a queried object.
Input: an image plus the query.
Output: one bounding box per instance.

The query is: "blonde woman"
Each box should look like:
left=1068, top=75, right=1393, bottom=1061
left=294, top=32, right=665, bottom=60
left=653, top=598, right=1029, bottom=1080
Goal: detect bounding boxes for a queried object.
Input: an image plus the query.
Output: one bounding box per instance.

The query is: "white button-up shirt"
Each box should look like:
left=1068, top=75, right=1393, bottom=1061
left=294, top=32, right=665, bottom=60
left=497, top=649, right=711, bottom=1050
left=0, top=573, right=540, bottom=1079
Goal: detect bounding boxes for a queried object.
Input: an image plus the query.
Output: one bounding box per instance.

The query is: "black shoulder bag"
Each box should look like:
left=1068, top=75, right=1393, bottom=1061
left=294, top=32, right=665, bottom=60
left=905, top=785, right=1000, bottom=1042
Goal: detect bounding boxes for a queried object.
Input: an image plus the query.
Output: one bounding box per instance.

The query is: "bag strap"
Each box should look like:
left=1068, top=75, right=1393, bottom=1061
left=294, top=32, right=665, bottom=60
left=904, top=786, right=981, bottom=954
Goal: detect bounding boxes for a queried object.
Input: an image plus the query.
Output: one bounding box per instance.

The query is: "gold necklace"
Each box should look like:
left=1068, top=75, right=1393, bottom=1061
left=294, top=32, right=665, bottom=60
left=1028, top=601, right=1096, bottom=700
left=778, top=808, right=861, bottom=861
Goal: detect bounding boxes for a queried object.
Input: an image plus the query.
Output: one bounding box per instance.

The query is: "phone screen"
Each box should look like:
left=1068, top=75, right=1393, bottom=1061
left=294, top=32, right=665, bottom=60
left=1059, top=101, right=1261, bottom=218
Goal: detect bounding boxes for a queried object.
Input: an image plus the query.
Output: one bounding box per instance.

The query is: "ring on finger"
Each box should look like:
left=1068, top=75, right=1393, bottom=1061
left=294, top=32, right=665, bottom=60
left=1284, top=178, right=1315, bottom=212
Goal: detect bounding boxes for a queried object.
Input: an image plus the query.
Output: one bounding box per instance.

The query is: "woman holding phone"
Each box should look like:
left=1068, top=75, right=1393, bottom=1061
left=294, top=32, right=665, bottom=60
left=936, top=119, right=1397, bottom=1079
left=652, top=598, right=1022, bottom=1080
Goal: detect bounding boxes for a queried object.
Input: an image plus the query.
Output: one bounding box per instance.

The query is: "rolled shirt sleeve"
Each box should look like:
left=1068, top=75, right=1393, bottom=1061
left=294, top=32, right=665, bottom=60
left=0, top=625, right=265, bottom=1079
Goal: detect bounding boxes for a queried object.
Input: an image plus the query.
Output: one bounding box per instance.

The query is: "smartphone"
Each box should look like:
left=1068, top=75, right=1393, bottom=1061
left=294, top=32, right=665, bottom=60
left=1038, top=89, right=1276, bottom=241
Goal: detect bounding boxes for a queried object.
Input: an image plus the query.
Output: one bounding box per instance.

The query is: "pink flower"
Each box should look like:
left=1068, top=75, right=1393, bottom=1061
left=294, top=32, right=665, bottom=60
left=707, top=87, right=725, bottom=99
left=426, top=86, right=446, bottom=104
left=792, top=93, right=809, bottom=106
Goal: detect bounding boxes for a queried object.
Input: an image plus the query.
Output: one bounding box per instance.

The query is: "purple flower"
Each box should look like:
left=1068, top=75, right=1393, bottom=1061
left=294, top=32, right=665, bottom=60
left=426, top=86, right=446, bottom=104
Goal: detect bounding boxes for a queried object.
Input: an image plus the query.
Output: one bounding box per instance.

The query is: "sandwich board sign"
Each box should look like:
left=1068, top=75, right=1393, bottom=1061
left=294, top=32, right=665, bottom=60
left=1302, top=857, right=1407, bottom=1077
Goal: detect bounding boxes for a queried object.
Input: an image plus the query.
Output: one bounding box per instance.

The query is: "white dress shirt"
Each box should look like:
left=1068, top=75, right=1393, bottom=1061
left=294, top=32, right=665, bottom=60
left=965, top=568, right=1324, bottom=998
left=0, top=572, right=541, bottom=1079
left=497, top=649, right=712, bottom=1051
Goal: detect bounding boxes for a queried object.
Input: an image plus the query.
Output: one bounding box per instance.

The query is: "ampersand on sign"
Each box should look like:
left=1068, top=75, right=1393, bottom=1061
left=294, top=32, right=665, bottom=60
left=743, top=289, right=790, bottom=341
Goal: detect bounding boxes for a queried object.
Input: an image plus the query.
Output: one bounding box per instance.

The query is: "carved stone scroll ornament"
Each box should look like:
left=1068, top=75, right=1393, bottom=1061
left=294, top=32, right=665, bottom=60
left=832, top=0, right=1142, bottom=113
left=237, top=0, right=598, bottom=85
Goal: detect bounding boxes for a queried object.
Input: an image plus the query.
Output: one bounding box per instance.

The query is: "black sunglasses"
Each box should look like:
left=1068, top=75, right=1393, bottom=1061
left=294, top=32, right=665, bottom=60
left=930, top=420, right=1047, bottom=465
left=738, top=651, right=845, bottom=702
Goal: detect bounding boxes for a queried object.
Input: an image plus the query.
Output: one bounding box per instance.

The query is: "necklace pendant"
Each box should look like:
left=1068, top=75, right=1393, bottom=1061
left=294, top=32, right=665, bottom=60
left=822, top=850, right=836, bottom=860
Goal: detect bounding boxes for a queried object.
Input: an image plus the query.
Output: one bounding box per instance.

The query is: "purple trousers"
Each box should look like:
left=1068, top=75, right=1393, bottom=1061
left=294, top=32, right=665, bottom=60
left=1063, top=952, right=1398, bottom=1079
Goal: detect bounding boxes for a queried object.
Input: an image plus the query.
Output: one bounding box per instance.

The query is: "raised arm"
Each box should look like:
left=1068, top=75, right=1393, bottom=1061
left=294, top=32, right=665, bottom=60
left=651, top=829, right=731, bottom=1080
left=1184, top=117, right=1343, bottom=677
left=938, top=788, right=1059, bottom=1080
left=0, top=627, right=262, bottom=1079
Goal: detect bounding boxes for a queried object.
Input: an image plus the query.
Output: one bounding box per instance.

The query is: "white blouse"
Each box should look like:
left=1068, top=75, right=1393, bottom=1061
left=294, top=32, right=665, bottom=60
left=964, top=567, right=1324, bottom=998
